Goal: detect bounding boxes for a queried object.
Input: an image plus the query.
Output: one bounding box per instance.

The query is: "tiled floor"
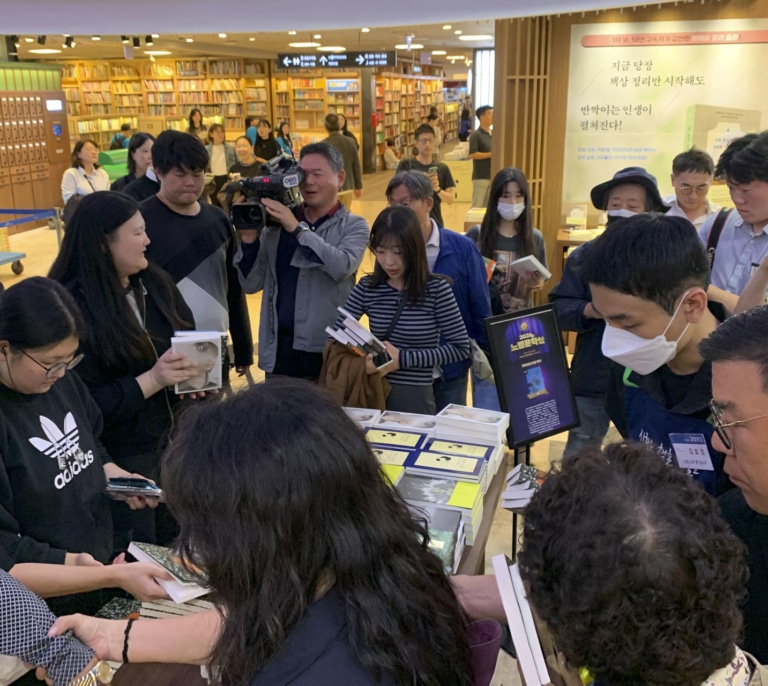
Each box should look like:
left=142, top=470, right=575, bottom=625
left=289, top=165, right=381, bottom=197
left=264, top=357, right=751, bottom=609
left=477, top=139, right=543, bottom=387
left=2, top=160, right=572, bottom=685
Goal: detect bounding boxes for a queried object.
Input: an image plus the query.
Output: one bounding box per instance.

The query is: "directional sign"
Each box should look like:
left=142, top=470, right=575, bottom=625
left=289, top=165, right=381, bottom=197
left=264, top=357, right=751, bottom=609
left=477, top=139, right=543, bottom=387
left=277, top=51, right=397, bottom=70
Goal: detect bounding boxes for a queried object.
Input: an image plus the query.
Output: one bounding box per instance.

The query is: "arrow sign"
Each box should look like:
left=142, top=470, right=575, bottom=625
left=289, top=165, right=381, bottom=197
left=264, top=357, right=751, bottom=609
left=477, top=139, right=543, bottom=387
left=283, top=57, right=291, bottom=67
left=356, top=55, right=365, bottom=65
left=278, top=51, right=397, bottom=69
left=319, top=56, right=328, bottom=65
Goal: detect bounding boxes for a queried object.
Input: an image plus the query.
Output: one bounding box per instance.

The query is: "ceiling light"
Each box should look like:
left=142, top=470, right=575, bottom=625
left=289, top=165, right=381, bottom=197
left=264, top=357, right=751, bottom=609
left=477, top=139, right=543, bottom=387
left=185, top=37, right=194, bottom=42
left=151, top=34, right=160, bottom=38
left=91, top=35, right=101, bottom=41
left=24, top=37, right=34, bottom=43
left=442, top=24, right=452, bottom=30
left=29, top=48, right=61, bottom=54
left=454, top=30, right=462, bottom=35
left=288, top=31, right=297, bottom=35
left=132, top=37, right=141, bottom=48
left=313, top=34, right=322, bottom=39
left=395, top=43, right=423, bottom=50
left=249, top=37, right=256, bottom=41
left=121, top=35, right=130, bottom=44
left=317, top=46, right=346, bottom=52
left=144, top=49, right=172, bottom=55
left=145, top=35, right=154, bottom=46
left=288, top=41, right=320, bottom=48
left=361, top=27, right=370, bottom=33
left=446, top=55, right=466, bottom=60
left=218, top=33, right=227, bottom=38
left=431, top=50, right=447, bottom=55
left=37, top=35, right=46, bottom=45
left=458, top=34, right=493, bottom=41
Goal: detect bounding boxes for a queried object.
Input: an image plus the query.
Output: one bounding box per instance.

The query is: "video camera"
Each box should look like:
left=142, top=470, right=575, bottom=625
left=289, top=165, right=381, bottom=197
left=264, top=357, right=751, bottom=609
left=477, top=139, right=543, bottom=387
left=228, top=156, right=304, bottom=231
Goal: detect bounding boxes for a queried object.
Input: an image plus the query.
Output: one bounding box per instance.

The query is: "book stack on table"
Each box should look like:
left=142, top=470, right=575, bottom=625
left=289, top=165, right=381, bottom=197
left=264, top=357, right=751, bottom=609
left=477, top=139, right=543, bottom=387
left=434, top=404, right=509, bottom=446
left=501, top=464, right=548, bottom=512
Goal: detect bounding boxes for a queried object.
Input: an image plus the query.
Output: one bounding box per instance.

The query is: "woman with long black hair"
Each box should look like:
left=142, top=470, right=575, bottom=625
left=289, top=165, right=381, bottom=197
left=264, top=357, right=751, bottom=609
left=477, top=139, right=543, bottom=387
left=110, top=132, right=155, bottom=193
left=49, top=191, right=198, bottom=545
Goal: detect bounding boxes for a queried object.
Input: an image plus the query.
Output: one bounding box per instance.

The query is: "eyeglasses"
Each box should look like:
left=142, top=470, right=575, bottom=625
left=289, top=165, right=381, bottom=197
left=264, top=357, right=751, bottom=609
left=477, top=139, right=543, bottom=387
left=19, top=349, right=84, bottom=378
left=416, top=137, right=435, bottom=145
left=709, top=399, right=768, bottom=450
left=677, top=182, right=711, bottom=196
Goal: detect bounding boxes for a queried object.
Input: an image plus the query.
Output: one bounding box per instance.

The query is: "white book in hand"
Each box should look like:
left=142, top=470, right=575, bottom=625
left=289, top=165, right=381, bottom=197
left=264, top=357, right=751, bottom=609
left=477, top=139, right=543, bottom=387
left=170, top=331, right=226, bottom=395
left=128, top=542, right=209, bottom=604
left=509, top=255, right=551, bottom=281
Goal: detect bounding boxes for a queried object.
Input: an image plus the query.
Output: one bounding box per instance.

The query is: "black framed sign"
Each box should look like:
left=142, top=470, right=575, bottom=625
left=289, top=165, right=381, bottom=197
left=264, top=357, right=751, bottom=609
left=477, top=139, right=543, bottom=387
left=484, top=304, right=580, bottom=447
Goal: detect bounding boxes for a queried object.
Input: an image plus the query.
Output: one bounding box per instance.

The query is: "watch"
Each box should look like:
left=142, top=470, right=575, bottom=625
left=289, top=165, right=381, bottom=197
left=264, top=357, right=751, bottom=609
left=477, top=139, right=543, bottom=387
left=70, top=660, right=115, bottom=685
left=293, top=221, right=311, bottom=237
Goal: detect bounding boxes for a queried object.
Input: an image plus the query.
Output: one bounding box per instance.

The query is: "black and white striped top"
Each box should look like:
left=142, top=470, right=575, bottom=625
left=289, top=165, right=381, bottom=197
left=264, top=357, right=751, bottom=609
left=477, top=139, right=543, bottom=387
left=340, top=276, right=470, bottom=386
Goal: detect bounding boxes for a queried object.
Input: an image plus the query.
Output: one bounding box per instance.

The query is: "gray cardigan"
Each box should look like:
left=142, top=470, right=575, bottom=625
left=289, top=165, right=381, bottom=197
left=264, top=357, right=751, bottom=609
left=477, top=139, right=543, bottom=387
left=234, top=205, right=369, bottom=373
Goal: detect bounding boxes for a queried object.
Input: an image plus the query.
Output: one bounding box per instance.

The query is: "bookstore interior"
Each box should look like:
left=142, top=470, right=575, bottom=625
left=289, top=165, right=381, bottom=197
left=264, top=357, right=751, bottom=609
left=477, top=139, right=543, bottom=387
left=4, top=0, right=768, bottom=684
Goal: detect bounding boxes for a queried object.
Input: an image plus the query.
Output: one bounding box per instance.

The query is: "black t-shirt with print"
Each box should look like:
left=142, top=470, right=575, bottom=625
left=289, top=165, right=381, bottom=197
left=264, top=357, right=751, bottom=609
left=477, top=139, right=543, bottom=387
left=395, top=158, right=455, bottom=228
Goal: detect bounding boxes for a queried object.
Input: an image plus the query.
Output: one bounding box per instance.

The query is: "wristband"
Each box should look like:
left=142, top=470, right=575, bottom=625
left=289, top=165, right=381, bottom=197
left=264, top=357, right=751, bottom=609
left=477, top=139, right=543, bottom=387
left=122, top=617, right=136, bottom=663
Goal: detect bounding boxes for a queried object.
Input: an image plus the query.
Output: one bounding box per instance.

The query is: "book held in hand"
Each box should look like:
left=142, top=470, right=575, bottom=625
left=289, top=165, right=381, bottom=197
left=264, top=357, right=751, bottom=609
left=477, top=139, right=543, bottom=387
left=509, top=254, right=552, bottom=281
left=128, top=541, right=209, bottom=604
left=326, top=306, right=391, bottom=368
left=170, top=331, right=227, bottom=395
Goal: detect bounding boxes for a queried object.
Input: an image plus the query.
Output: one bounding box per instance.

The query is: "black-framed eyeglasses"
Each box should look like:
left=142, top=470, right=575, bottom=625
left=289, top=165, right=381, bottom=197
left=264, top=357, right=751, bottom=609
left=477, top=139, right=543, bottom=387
left=709, top=399, right=768, bottom=451
left=19, top=349, right=84, bottom=378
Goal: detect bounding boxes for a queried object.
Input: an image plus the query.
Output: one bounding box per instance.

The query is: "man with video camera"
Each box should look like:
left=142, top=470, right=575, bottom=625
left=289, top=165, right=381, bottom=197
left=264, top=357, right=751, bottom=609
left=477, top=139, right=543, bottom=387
left=235, top=142, right=369, bottom=380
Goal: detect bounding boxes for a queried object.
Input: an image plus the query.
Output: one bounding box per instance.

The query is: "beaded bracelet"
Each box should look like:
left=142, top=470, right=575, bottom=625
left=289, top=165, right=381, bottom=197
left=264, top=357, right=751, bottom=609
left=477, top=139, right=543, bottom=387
left=122, top=617, right=136, bottom=664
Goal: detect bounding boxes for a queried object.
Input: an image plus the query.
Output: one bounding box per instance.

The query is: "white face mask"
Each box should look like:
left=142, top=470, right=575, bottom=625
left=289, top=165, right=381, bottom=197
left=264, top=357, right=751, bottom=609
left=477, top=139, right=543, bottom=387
left=606, top=208, right=638, bottom=221
left=497, top=202, right=525, bottom=221
left=601, top=291, right=691, bottom=375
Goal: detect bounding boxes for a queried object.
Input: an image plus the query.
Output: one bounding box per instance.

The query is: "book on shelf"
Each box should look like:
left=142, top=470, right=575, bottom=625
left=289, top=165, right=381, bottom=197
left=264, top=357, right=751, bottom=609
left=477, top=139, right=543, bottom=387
left=170, top=331, right=227, bottom=395
left=128, top=542, right=209, bottom=604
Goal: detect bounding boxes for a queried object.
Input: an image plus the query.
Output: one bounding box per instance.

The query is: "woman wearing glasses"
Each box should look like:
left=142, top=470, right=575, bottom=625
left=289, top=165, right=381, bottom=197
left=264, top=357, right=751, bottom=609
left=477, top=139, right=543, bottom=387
left=49, top=192, right=200, bottom=548
left=0, top=277, right=168, bottom=618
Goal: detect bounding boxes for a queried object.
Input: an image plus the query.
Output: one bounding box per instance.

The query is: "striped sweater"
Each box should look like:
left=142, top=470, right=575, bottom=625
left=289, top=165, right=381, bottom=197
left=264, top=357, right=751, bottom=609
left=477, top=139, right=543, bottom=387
left=339, top=276, right=470, bottom=386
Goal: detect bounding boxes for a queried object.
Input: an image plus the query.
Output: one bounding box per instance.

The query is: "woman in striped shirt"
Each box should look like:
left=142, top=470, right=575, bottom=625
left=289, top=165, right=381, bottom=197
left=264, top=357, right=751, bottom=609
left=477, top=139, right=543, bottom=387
left=341, top=206, right=469, bottom=414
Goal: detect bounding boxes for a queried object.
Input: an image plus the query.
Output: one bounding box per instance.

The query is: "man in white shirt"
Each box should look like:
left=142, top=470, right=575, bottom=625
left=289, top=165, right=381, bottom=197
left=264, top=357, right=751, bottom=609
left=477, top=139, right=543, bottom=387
left=663, top=147, right=720, bottom=228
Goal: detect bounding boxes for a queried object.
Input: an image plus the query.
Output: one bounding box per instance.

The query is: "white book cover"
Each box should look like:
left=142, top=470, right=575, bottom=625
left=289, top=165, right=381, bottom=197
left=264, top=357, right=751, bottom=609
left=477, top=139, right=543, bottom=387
left=337, top=306, right=385, bottom=351
left=510, top=564, right=550, bottom=685
left=437, top=404, right=510, bottom=431
left=170, top=331, right=225, bottom=395
left=376, top=411, right=437, bottom=432
left=492, top=554, right=544, bottom=686
left=343, top=407, right=382, bottom=427
left=509, top=254, right=552, bottom=281
left=128, top=542, right=209, bottom=604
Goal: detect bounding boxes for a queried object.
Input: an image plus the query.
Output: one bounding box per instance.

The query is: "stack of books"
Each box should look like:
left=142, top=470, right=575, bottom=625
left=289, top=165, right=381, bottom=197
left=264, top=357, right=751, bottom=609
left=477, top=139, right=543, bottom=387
left=343, top=407, right=382, bottom=428
left=409, top=503, right=465, bottom=574
left=326, top=307, right=390, bottom=368
left=128, top=542, right=209, bottom=604
left=435, top=404, right=510, bottom=446
left=373, top=411, right=437, bottom=437
left=501, top=464, right=547, bottom=512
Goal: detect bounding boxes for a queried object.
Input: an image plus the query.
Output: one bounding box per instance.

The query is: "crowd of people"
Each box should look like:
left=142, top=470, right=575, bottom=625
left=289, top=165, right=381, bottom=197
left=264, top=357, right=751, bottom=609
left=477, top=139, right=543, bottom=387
left=10, top=104, right=765, bottom=685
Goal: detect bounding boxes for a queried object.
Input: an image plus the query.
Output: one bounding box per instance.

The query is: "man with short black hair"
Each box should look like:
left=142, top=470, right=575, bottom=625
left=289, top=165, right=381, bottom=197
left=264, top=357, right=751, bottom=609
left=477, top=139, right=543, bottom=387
left=386, top=171, right=490, bottom=409
left=663, top=147, right=720, bottom=228
left=581, top=212, right=726, bottom=496
left=109, top=123, right=132, bottom=150
left=141, top=130, right=253, bottom=379
left=324, top=113, right=362, bottom=198
left=550, top=167, right=668, bottom=455
left=700, top=306, right=768, bottom=662
left=699, top=132, right=768, bottom=305
left=236, top=142, right=369, bottom=380
left=395, top=124, right=456, bottom=228
left=468, top=105, right=493, bottom=208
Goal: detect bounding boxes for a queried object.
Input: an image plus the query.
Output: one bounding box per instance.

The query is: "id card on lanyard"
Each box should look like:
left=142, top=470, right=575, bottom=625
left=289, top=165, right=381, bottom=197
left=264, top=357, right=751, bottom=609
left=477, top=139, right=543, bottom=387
left=669, top=433, right=714, bottom=472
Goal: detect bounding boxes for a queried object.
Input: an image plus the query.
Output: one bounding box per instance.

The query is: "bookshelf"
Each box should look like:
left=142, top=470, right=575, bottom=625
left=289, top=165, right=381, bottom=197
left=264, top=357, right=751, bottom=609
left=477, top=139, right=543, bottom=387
left=60, top=58, right=272, bottom=146
left=444, top=102, right=459, bottom=143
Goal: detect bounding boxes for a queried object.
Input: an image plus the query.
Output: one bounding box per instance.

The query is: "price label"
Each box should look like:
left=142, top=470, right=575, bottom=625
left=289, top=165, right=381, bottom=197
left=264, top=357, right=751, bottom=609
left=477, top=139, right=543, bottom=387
left=669, top=433, right=714, bottom=471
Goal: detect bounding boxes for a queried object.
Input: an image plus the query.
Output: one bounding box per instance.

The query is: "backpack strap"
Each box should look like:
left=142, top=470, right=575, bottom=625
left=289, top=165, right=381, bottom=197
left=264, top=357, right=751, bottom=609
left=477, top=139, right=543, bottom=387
left=706, top=208, right=732, bottom=267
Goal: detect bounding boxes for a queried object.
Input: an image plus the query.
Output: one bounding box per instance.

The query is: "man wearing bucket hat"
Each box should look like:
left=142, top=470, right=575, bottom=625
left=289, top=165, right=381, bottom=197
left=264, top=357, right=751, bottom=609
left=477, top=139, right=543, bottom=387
left=550, top=167, right=668, bottom=456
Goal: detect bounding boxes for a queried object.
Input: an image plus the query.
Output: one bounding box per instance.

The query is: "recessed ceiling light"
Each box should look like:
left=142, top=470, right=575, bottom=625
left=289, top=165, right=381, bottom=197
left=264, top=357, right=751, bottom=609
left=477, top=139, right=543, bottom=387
left=446, top=55, right=466, bottom=60
left=185, top=37, right=194, bottom=42
left=121, top=35, right=130, bottom=44
left=145, top=35, right=154, bottom=46
left=91, top=35, right=101, bottom=41
left=151, top=34, right=160, bottom=38
left=317, top=46, right=346, bottom=52
left=249, top=37, right=256, bottom=41
left=459, top=34, right=493, bottom=41
left=442, top=24, right=452, bottom=30
left=431, top=50, right=447, bottom=55
left=24, top=37, right=34, bottom=43
left=361, top=27, right=370, bottom=33
left=454, top=30, right=462, bottom=35
left=288, top=31, right=297, bottom=35
left=313, top=34, right=322, bottom=39
left=218, top=33, right=227, bottom=38
left=288, top=41, right=321, bottom=48
left=395, top=43, right=424, bottom=50
left=29, top=48, right=61, bottom=54
left=144, top=49, right=172, bottom=55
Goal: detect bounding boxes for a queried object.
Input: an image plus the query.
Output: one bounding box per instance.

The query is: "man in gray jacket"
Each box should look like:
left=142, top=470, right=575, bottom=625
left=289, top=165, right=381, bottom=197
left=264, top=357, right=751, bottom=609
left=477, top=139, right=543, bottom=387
left=235, top=142, right=369, bottom=379
left=324, top=113, right=363, bottom=198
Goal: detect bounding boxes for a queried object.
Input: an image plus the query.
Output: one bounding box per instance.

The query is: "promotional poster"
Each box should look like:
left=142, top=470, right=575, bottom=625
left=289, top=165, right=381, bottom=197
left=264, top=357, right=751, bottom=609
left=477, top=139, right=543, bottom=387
left=485, top=305, right=578, bottom=447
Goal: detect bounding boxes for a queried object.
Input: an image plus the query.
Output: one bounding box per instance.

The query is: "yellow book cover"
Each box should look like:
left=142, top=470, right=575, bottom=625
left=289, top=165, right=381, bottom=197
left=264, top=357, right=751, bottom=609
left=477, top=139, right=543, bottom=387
left=448, top=481, right=481, bottom=509
left=380, top=464, right=404, bottom=487
left=429, top=440, right=490, bottom=459
left=366, top=429, right=425, bottom=448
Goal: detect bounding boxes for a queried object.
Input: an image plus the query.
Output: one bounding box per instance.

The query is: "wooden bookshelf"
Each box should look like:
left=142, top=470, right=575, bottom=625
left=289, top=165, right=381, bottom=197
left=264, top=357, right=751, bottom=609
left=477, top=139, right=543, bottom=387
left=60, top=58, right=272, bottom=145
left=444, top=102, right=459, bottom=143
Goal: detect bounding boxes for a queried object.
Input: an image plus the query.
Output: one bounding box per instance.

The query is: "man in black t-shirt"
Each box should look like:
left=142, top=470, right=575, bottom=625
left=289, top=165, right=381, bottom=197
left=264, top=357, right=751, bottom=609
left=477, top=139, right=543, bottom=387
left=468, top=105, right=493, bottom=208
left=700, top=307, right=768, bottom=663
left=396, top=124, right=455, bottom=228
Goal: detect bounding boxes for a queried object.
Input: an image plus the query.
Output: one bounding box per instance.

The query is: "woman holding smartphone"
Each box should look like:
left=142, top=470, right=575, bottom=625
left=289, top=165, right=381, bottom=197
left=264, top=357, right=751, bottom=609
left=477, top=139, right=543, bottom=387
left=49, top=192, right=198, bottom=547
left=339, top=206, right=469, bottom=414
left=0, top=277, right=166, bottom=618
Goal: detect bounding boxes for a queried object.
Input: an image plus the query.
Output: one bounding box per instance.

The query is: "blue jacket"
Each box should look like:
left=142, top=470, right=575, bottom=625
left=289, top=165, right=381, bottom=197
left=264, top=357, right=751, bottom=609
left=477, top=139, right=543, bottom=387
left=434, top=227, right=491, bottom=380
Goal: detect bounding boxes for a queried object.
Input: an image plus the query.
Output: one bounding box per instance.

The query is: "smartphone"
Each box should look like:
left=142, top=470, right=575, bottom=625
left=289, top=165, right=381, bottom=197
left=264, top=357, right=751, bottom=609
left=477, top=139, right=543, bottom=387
left=106, top=477, right=164, bottom=502
left=428, top=166, right=438, bottom=175
left=372, top=350, right=392, bottom=369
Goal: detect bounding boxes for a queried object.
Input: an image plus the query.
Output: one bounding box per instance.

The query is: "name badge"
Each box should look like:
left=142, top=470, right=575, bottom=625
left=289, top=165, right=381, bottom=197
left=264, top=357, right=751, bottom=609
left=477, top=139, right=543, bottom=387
left=669, top=433, right=714, bottom=471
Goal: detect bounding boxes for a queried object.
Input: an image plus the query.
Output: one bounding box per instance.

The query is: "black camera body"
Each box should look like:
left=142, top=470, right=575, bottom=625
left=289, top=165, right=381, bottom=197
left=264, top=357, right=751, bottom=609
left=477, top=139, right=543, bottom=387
left=229, top=156, right=304, bottom=231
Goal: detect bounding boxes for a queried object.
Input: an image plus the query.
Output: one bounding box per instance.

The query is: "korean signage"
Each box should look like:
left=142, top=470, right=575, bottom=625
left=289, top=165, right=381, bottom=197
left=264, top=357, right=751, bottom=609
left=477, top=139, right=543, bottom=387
left=278, top=51, right=396, bottom=70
